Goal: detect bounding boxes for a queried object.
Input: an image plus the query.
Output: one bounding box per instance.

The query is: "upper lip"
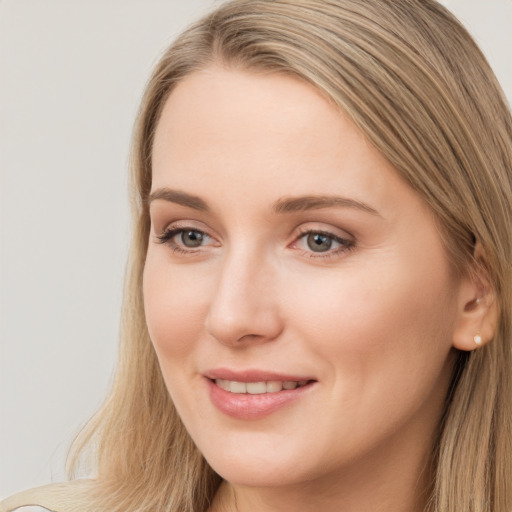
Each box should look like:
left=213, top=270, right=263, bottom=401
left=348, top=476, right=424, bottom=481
left=204, top=368, right=316, bottom=382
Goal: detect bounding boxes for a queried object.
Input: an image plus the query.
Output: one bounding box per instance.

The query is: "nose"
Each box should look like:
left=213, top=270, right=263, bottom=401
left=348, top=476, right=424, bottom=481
left=205, top=248, right=283, bottom=347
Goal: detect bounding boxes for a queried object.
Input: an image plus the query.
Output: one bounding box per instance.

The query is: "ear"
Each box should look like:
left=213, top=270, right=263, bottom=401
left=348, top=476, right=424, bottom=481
left=452, top=243, right=499, bottom=351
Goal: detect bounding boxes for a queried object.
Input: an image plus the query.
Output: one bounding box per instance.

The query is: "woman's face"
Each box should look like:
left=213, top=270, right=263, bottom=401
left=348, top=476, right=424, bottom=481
left=144, top=66, right=464, bottom=490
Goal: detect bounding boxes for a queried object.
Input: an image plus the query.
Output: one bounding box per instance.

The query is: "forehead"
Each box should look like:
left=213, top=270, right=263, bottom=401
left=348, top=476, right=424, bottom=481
left=151, top=65, right=412, bottom=216
left=152, top=66, right=351, bottom=167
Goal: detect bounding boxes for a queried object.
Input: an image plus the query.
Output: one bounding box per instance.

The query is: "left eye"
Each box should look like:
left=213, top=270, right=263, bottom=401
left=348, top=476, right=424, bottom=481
left=305, top=232, right=335, bottom=252
left=296, top=231, right=351, bottom=254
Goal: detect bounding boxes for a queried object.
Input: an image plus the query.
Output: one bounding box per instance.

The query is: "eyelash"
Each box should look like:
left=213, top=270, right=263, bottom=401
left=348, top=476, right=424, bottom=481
left=293, top=228, right=355, bottom=259
left=155, top=225, right=355, bottom=259
left=156, top=226, right=211, bottom=255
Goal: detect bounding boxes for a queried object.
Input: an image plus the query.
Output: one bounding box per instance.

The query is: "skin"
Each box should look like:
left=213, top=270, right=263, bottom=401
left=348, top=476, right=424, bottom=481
left=144, top=65, right=486, bottom=512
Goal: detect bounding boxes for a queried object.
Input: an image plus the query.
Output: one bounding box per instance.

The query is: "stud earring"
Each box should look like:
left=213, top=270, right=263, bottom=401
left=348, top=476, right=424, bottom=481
left=474, top=333, right=483, bottom=346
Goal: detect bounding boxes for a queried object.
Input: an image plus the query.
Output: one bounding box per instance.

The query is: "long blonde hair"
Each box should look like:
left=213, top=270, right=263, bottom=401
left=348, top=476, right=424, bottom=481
left=68, top=1, right=512, bottom=510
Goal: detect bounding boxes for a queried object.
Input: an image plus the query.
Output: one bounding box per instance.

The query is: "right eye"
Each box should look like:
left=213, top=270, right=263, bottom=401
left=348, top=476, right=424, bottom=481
left=156, top=226, right=215, bottom=253
left=176, top=229, right=206, bottom=248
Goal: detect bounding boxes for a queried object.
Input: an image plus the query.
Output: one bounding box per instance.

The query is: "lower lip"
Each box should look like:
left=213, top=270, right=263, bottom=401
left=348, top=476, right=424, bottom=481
left=206, top=379, right=314, bottom=420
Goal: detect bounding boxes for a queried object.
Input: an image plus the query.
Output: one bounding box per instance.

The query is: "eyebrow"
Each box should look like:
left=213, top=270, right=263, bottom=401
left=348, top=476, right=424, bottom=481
left=148, top=188, right=380, bottom=217
left=148, top=188, right=210, bottom=211
left=273, top=195, right=381, bottom=216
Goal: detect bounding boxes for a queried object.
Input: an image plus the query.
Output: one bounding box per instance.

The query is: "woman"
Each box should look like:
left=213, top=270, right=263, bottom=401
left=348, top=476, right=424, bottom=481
left=2, top=0, right=511, bottom=511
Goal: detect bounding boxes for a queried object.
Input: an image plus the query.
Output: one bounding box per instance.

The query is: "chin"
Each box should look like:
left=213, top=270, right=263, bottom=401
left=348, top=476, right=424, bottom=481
left=208, top=457, right=309, bottom=489
left=195, top=431, right=324, bottom=489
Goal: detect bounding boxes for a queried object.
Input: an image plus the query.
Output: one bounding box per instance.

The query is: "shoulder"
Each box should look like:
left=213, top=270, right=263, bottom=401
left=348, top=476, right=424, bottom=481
left=0, top=480, right=96, bottom=512
left=9, top=508, right=52, bottom=512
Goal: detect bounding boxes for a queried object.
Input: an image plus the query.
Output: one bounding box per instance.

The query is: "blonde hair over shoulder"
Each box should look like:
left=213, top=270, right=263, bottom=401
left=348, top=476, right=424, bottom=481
left=68, top=1, right=512, bottom=511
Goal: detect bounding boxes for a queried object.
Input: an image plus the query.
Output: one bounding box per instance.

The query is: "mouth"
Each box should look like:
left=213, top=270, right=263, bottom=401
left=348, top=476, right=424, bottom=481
left=204, top=371, right=316, bottom=420
left=213, top=379, right=311, bottom=394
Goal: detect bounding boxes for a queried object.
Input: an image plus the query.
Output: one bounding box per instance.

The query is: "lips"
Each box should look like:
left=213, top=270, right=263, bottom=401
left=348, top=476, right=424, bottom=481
left=204, top=369, right=316, bottom=419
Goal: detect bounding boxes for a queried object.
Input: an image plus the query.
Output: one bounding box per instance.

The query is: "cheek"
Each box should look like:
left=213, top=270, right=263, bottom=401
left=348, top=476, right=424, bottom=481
left=286, top=253, right=457, bottom=382
left=143, top=253, right=210, bottom=361
left=279, top=255, right=458, bottom=454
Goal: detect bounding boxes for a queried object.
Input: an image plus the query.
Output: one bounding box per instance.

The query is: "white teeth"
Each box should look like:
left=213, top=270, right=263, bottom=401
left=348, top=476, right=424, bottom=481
left=215, top=379, right=309, bottom=394
left=216, top=379, right=230, bottom=391
left=246, top=382, right=267, bottom=394
left=266, top=381, right=283, bottom=393
left=230, top=381, right=247, bottom=393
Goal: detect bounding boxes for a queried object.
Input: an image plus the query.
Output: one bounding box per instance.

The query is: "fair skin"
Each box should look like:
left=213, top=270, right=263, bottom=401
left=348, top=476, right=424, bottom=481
left=144, top=65, right=491, bottom=512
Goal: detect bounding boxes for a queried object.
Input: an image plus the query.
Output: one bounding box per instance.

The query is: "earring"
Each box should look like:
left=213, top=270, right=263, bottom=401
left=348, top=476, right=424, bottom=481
left=474, top=333, right=483, bottom=346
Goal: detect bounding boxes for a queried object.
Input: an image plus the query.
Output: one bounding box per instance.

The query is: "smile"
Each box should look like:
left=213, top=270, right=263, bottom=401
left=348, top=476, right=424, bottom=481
left=214, top=379, right=309, bottom=394
left=206, top=374, right=316, bottom=420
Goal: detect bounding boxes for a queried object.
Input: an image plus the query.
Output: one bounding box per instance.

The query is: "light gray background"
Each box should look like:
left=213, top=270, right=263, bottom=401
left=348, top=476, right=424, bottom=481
left=1, top=0, right=511, bottom=498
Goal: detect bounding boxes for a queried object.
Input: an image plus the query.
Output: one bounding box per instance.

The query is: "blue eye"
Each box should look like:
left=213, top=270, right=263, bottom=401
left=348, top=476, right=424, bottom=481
left=306, top=232, right=334, bottom=252
left=156, top=227, right=212, bottom=251
left=296, top=230, right=354, bottom=257
left=179, top=229, right=205, bottom=248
